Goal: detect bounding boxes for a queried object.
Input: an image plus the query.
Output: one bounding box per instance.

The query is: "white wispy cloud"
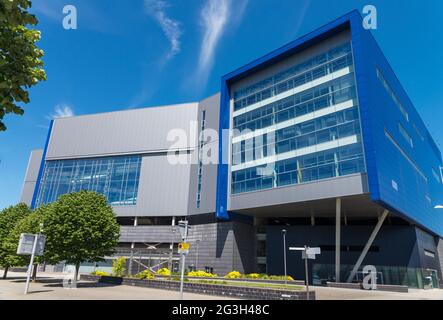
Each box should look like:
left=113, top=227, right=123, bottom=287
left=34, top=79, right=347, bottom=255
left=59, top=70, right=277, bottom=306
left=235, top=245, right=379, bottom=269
left=48, top=104, right=75, bottom=119
left=144, top=0, right=182, bottom=61
left=198, top=0, right=230, bottom=76
left=196, top=0, right=248, bottom=86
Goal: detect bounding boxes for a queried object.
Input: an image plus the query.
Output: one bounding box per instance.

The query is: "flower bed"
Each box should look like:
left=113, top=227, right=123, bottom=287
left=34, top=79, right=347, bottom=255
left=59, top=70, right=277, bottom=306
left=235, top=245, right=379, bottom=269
left=80, top=274, right=315, bottom=300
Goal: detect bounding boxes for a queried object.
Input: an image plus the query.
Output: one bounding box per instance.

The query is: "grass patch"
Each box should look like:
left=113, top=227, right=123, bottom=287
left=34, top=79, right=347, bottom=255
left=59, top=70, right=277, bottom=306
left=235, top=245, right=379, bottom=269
left=192, top=279, right=304, bottom=291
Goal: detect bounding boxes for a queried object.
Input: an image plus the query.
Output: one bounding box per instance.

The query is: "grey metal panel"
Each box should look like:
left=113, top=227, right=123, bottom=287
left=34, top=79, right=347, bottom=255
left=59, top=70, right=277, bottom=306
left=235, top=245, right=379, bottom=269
left=119, top=226, right=181, bottom=243
left=134, top=153, right=192, bottom=216
left=229, top=173, right=369, bottom=211
left=20, top=183, right=37, bottom=206
left=19, top=150, right=43, bottom=205
left=46, top=103, right=199, bottom=159
left=187, top=93, right=220, bottom=215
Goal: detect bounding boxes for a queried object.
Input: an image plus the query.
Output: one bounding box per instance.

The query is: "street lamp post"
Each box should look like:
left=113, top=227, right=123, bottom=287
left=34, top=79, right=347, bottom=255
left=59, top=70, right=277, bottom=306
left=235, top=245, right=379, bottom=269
left=195, top=239, right=201, bottom=271
left=282, top=229, right=287, bottom=285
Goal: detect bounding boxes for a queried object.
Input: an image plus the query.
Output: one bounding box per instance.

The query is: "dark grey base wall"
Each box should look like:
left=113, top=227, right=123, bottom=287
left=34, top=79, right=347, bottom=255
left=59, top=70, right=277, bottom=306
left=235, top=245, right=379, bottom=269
left=266, top=225, right=442, bottom=286
left=180, top=221, right=256, bottom=276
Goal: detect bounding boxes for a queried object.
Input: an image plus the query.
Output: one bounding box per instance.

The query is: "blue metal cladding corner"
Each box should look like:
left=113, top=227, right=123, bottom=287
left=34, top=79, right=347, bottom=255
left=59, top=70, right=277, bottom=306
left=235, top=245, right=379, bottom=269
left=216, top=80, right=230, bottom=220
left=349, top=13, right=381, bottom=202
left=349, top=14, right=443, bottom=236
left=215, top=10, right=443, bottom=236
left=30, top=120, right=53, bottom=209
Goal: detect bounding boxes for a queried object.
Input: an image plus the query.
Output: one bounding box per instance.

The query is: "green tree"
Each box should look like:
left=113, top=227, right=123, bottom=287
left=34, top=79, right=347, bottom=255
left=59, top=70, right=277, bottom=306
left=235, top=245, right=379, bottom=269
left=43, top=191, right=120, bottom=284
left=0, top=203, right=31, bottom=278
left=3, top=205, right=46, bottom=280
left=0, top=0, right=46, bottom=131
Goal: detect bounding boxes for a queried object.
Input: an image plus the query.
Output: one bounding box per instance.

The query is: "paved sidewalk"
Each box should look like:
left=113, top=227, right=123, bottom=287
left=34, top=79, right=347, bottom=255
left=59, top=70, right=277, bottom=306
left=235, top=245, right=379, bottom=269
left=1, top=271, right=442, bottom=300
left=314, top=285, right=443, bottom=300
left=0, top=272, right=235, bottom=300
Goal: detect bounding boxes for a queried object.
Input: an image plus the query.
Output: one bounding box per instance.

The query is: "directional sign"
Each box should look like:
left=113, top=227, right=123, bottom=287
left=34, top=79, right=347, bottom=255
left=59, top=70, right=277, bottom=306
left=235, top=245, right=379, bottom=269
left=178, top=220, right=189, bottom=241
left=178, top=242, right=190, bottom=254
left=302, top=252, right=316, bottom=260
left=17, top=234, right=46, bottom=256
left=306, top=247, right=321, bottom=255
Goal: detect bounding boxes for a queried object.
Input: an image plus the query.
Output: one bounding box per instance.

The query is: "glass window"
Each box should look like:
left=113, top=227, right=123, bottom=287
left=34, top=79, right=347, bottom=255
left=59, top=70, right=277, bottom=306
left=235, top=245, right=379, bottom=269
left=35, top=155, right=142, bottom=207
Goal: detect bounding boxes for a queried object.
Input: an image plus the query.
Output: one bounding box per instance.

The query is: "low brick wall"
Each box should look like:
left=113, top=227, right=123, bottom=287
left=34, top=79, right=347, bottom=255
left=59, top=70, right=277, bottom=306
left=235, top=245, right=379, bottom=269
left=80, top=275, right=315, bottom=300
left=326, top=281, right=409, bottom=293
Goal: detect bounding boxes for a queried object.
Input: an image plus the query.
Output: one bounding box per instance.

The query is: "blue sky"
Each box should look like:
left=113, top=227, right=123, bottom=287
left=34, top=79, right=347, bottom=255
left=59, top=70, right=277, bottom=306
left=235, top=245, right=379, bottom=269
left=0, top=0, right=442, bottom=210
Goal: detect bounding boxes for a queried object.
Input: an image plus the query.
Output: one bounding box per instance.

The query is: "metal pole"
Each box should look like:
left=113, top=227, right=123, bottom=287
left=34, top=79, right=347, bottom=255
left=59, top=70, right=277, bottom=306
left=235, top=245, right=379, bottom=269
left=179, top=220, right=188, bottom=300
left=195, top=239, right=200, bottom=270
left=24, top=234, right=38, bottom=295
left=282, top=229, right=287, bottom=285
left=305, top=245, right=309, bottom=301
left=128, top=242, right=134, bottom=276
left=335, top=197, right=341, bottom=282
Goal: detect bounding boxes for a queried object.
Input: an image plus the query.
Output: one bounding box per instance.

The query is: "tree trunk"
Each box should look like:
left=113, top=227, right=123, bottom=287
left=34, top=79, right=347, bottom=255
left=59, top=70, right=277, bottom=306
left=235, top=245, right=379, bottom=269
left=32, top=263, right=38, bottom=282
left=74, top=263, right=80, bottom=286
left=2, top=266, right=8, bottom=279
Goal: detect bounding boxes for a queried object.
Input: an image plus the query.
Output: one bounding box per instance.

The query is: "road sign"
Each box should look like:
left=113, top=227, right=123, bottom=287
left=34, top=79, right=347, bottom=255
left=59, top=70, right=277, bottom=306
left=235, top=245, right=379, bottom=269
left=178, top=220, right=190, bottom=241
left=178, top=242, right=190, bottom=254
left=17, top=233, right=46, bottom=256
left=306, top=247, right=321, bottom=255
left=289, top=246, right=322, bottom=301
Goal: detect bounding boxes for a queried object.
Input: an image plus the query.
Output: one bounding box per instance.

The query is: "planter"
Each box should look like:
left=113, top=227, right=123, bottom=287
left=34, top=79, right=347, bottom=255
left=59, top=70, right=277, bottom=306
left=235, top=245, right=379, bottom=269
left=81, top=274, right=315, bottom=300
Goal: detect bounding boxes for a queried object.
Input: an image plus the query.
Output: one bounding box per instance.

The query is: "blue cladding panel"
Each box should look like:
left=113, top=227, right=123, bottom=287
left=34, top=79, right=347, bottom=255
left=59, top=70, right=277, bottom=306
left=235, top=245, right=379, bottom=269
left=350, top=14, right=443, bottom=236
left=216, top=80, right=230, bottom=220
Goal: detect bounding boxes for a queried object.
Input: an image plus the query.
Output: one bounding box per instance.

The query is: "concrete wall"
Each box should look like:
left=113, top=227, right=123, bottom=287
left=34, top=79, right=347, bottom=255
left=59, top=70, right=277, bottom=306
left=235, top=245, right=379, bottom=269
left=20, top=149, right=43, bottom=206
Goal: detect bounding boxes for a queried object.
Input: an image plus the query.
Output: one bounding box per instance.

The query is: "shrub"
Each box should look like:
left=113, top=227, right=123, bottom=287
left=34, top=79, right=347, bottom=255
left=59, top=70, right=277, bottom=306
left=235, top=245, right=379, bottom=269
left=156, top=268, right=171, bottom=276
left=187, top=270, right=217, bottom=278
left=91, top=270, right=109, bottom=276
left=225, top=271, right=242, bottom=279
left=269, top=275, right=294, bottom=281
left=245, top=273, right=260, bottom=279
left=112, top=257, right=127, bottom=277
left=136, top=270, right=155, bottom=280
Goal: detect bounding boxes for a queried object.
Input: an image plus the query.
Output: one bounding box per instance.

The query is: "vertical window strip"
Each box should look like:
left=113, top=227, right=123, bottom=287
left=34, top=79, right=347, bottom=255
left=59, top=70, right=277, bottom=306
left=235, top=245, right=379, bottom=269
left=196, top=110, right=206, bottom=208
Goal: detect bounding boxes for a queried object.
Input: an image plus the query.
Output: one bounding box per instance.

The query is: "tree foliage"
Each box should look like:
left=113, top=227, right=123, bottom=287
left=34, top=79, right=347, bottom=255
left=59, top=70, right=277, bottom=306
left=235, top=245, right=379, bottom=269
left=0, top=0, right=46, bottom=131
left=0, top=203, right=31, bottom=276
left=42, top=191, right=120, bottom=273
left=3, top=205, right=46, bottom=268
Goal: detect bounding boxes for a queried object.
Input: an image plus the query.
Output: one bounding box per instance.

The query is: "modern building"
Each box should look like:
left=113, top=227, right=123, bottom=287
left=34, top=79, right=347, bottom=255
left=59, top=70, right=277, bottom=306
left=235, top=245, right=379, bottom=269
left=21, top=11, right=443, bottom=288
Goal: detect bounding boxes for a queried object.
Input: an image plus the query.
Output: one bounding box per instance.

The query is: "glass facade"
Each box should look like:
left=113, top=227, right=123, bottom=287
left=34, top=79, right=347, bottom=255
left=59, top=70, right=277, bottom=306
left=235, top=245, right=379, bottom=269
left=233, top=42, right=353, bottom=111
left=35, top=155, right=142, bottom=207
left=231, top=41, right=366, bottom=194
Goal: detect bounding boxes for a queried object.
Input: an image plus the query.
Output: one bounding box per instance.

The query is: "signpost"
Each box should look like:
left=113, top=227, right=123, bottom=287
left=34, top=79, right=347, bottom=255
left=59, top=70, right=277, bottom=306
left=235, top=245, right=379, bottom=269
left=289, top=246, right=321, bottom=300
left=18, top=224, right=45, bottom=295
left=178, top=220, right=190, bottom=300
